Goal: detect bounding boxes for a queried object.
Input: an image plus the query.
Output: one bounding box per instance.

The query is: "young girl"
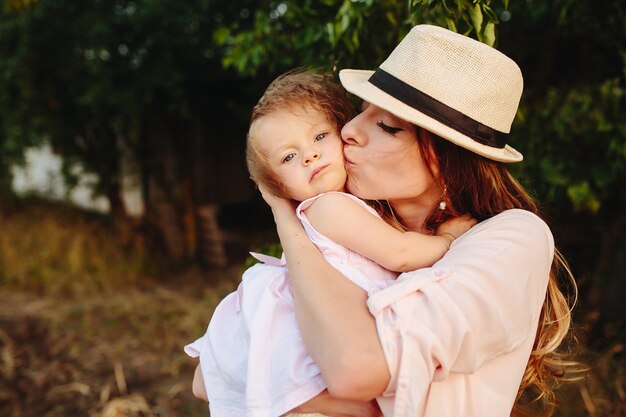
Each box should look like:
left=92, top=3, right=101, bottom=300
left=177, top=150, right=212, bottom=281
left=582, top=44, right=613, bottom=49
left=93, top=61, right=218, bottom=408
left=185, top=71, right=473, bottom=417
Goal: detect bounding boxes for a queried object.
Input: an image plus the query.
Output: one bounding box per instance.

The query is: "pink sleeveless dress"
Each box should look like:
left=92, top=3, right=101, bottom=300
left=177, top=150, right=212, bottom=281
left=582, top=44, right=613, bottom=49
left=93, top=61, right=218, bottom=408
left=185, top=192, right=397, bottom=417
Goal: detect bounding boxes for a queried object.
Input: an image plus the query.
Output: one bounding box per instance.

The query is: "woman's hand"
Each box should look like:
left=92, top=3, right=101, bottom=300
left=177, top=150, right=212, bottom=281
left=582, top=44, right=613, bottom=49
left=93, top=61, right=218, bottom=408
left=258, top=184, right=296, bottom=214
left=436, top=215, right=477, bottom=243
left=290, top=390, right=383, bottom=417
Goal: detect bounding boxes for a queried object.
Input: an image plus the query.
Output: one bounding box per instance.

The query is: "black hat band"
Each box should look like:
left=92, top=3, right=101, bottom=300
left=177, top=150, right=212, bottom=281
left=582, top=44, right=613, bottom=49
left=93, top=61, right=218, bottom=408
left=368, top=69, right=506, bottom=149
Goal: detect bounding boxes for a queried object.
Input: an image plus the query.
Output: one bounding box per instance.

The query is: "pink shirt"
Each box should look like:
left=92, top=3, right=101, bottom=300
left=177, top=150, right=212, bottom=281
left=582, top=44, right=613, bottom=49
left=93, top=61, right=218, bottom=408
left=368, top=209, right=554, bottom=417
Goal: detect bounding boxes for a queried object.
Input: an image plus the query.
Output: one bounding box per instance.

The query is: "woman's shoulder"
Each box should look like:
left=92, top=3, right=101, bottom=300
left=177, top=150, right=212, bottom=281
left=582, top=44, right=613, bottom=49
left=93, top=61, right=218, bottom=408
left=461, top=208, right=554, bottom=250
left=478, top=208, right=549, bottom=231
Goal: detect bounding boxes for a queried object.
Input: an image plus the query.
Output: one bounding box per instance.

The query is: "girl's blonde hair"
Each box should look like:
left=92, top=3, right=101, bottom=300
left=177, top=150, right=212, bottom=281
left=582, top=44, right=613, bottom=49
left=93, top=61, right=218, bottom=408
left=402, top=128, right=583, bottom=416
left=246, top=71, right=355, bottom=198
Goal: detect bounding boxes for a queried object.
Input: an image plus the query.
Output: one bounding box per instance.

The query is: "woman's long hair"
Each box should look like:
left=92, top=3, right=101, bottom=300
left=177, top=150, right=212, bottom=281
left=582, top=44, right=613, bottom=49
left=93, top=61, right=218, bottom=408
left=411, top=128, right=582, bottom=416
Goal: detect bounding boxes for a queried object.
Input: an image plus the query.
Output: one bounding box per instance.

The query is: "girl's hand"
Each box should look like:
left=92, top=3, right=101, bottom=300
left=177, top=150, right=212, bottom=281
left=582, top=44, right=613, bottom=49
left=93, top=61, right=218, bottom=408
left=436, top=215, right=477, bottom=244
left=289, top=390, right=383, bottom=417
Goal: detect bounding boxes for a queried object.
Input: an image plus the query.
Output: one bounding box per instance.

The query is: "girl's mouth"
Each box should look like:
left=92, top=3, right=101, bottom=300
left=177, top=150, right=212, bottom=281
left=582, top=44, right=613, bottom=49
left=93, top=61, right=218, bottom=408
left=310, top=164, right=329, bottom=181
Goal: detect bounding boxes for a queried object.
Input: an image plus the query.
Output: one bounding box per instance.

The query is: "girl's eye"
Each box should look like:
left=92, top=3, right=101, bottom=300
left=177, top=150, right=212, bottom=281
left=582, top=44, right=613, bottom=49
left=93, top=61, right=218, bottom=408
left=377, top=121, right=404, bottom=134
left=282, top=153, right=295, bottom=163
left=314, top=132, right=328, bottom=142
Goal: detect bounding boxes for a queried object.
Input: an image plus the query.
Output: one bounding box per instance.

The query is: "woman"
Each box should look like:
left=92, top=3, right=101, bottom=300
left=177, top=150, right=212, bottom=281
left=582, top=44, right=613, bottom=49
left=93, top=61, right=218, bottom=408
left=258, top=25, right=576, bottom=417
left=194, top=24, right=577, bottom=416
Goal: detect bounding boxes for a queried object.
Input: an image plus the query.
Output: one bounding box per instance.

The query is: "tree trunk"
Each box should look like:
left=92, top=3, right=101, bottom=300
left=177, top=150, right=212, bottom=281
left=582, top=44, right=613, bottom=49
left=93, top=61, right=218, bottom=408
left=140, top=114, right=190, bottom=262
left=107, top=183, right=127, bottom=221
left=196, top=204, right=227, bottom=268
left=0, top=136, right=14, bottom=199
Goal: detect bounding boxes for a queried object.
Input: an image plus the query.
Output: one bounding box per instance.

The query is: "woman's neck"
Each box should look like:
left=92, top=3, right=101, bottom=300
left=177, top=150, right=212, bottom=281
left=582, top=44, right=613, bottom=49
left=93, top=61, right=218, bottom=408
left=389, top=184, right=441, bottom=234
left=389, top=198, right=437, bottom=234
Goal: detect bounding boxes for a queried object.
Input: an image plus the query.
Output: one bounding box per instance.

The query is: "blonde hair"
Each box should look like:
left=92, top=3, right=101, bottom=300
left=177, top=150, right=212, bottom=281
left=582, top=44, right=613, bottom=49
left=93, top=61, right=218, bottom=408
left=246, top=71, right=355, bottom=198
left=400, top=128, right=583, bottom=416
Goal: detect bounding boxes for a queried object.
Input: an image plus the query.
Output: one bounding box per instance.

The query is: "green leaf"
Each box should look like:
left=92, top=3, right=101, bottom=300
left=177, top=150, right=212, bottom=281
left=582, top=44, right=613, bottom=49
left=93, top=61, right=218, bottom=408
left=566, top=182, right=601, bottom=213
left=213, top=27, right=230, bottom=45
left=470, top=3, right=483, bottom=34
left=446, top=17, right=457, bottom=32
left=341, top=12, right=350, bottom=32
left=483, top=22, right=495, bottom=46
left=327, top=22, right=336, bottom=45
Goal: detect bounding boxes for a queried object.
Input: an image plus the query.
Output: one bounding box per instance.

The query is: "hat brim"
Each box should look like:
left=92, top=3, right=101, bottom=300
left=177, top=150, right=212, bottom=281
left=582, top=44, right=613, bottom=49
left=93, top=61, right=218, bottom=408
left=339, top=69, right=523, bottom=163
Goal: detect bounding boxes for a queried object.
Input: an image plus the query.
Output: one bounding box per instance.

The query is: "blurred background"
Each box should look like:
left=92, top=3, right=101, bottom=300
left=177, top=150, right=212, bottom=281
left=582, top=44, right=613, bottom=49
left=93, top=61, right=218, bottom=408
left=0, top=0, right=624, bottom=416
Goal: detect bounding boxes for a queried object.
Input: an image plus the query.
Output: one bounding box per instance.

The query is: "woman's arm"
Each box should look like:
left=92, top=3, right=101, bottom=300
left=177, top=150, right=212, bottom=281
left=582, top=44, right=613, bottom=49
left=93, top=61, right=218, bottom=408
left=291, top=390, right=383, bottom=417
left=193, top=361, right=381, bottom=417
left=261, top=188, right=390, bottom=401
left=305, top=193, right=474, bottom=272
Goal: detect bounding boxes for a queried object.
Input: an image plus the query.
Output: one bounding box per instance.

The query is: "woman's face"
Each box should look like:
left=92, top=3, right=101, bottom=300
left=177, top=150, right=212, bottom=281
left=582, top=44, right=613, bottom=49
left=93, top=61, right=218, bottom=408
left=341, top=102, right=440, bottom=204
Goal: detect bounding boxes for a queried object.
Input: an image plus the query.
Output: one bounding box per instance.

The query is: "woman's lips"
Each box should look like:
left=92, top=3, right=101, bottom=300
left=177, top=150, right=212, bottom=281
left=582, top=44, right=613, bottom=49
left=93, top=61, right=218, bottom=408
left=310, top=164, right=329, bottom=181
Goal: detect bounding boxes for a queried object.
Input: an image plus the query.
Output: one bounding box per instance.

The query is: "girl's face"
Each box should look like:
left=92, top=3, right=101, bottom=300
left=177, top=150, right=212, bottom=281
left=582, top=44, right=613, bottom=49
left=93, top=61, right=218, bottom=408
left=250, top=106, right=346, bottom=202
left=341, top=102, right=440, bottom=204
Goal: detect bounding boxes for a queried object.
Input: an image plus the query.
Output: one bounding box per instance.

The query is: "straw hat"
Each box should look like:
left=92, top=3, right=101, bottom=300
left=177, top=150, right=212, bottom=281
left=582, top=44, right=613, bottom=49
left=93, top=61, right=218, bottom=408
left=339, top=24, right=524, bottom=162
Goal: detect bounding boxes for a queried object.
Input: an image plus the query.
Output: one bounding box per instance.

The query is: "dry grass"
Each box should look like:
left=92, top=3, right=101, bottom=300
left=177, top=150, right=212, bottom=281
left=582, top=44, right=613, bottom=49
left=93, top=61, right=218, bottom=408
left=0, top=200, right=151, bottom=295
left=0, top=198, right=248, bottom=416
left=554, top=343, right=626, bottom=417
left=0, top=268, right=242, bottom=417
left=2, top=282, right=624, bottom=417
left=0, top=199, right=624, bottom=417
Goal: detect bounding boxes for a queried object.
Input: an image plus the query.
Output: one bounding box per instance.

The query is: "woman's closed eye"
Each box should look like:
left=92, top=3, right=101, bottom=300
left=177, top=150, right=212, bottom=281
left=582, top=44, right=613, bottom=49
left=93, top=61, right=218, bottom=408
left=377, top=121, right=404, bottom=134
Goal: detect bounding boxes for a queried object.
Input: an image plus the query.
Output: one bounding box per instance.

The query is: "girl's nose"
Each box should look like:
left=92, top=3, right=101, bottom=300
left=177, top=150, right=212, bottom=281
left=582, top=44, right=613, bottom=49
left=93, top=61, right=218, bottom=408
left=303, top=151, right=320, bottom=165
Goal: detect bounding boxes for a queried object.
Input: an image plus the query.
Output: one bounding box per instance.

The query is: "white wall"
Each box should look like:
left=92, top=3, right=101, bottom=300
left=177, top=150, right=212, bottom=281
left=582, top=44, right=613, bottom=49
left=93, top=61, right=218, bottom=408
left=11, top=144, right=144, bottom=216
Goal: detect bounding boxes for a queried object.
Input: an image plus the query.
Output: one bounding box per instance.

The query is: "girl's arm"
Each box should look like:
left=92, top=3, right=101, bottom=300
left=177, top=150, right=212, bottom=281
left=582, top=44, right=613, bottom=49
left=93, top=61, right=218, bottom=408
left=260, top=187, right=390, bottom=401
left=192, top=363, right=208, bottom=401
left=305, top=193, right=474, bottom=272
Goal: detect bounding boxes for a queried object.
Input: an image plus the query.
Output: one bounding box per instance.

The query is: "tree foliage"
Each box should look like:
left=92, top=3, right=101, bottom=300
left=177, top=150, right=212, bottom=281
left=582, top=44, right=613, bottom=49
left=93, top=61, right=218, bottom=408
left=214, top=0, right=625, bottom=221
left=501, top=0, right=625, bottom=217
left=1, top=0, right=211, bottom=205
left=214, top=0, right=511, bottom=76
left=0, top=0, right=514, bottom=203
left=0, top=0, right=624, bottom=277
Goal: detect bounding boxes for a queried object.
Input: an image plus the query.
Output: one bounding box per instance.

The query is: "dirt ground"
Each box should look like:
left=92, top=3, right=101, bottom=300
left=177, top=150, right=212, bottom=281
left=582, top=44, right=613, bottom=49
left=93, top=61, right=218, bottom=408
left=0, top=267, right=244, bottom=417
left=1, top=268, right=625, bottom=417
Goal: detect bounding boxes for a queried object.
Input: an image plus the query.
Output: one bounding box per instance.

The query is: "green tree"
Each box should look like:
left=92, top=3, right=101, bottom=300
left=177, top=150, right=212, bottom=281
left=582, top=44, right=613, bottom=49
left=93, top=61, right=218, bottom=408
left=0, top=0, right=260, bottom=260
left=214, top=0, right=511, bottom=76
left=1, top=0, right=624, bottom=294
left=0, top=0, right=511, bottom=259
left=216, top=0, right=626, bottom=340
left=500, top=0, right=626, bottom=339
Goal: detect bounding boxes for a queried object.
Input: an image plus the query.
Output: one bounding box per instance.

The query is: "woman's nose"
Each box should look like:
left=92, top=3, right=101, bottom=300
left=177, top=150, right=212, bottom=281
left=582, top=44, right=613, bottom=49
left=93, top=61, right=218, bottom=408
left=341, top=114, right=364, bottom=146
